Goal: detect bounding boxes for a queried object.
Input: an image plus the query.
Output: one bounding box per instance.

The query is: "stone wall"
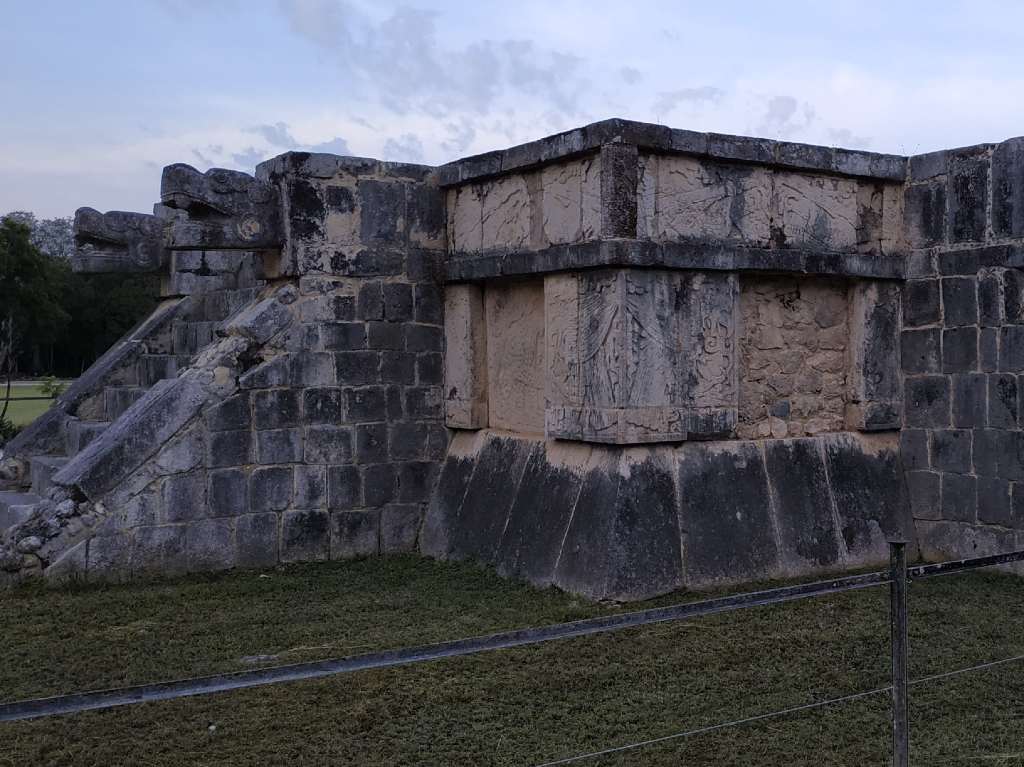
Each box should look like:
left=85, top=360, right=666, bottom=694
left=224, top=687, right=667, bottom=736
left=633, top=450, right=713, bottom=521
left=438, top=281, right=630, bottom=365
left=738, top=277, right=850, bottom=439
left=902, top=137, right=1024, bottom=559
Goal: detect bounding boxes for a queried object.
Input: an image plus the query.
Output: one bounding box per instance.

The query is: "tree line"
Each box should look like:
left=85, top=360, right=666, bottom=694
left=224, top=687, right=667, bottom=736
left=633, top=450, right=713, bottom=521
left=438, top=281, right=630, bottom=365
left=0, top=212, right=159, bottom=380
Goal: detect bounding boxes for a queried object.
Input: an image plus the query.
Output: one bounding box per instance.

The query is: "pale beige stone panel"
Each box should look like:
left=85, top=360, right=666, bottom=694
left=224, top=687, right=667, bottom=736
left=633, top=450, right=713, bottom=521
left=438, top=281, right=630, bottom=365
left=541, top=161, right=583, bottom=246
left=480, top=175, right=531, bottom=251
left=448, top=185, right=483, bottom=253
left=580, top=154, right=602, bottom=240
left=654, top=156, right=772, bottom=244
left=774, top=172, right=858, bottom=251
left=444, top=284, right=488, bottom=428
left=544, top=274, right=581, bottom=408
left=485, top=280, right=546, bottom=435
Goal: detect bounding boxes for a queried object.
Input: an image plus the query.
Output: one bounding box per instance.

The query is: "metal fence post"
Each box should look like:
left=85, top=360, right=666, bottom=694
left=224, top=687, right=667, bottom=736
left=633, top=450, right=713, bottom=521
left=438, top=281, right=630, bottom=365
left=889, top=540, right=909, bottom=767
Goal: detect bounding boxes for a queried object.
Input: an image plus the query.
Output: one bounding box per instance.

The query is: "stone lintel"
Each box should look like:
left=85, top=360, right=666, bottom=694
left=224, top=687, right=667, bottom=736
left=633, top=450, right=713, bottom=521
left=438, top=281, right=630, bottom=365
left=437, top=118, right=907, bottom=187
left=446, top=239, right=906, bottom=283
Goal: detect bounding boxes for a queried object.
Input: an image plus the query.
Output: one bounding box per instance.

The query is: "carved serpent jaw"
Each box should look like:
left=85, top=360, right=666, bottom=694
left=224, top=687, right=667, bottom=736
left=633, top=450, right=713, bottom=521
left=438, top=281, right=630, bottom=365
left=72, top=208, right=167, bottom=273
left=160, top=164, right=283, bottom=250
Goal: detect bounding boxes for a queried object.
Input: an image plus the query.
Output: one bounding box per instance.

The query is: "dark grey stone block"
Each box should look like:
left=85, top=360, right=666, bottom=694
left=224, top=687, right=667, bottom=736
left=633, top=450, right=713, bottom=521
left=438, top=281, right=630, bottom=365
left=493, top=444, right=586, bottom=587
left=208, top=468, right=248, bottom=517
left=414, top=284, right=443, bottom=325
left=765, top=439, right=841, bottom=571
left=381, top=503, right=421, bottom=553
left=555, top=449, right=683, bottom=601
left=905, top=182, right=946, bottom=247
left=948, top=152, right=989, bottom=243
left=931, top=429, right=972, bottom=473
left=367, top=322, right=405, bottom=351
left=978, top=273, right=1003, bottom=327
left=330, top=509, right=379, bottom=558
left=1005, top=269, right=1024, bottom=324
left=335, top=351, right=379, bottom=385
left=1012, top=484, right=1024, bottom=529
left=205, top=393, right=251, bottom=431
left=294, top=465, right=327, bottom=509
left=356, top=423, right=388, bottom=464
left=327, top=464, right=361, bottom=509
left=904, top=280, right=940, bottom=327
left=238, top=356, right=292, bottom=390
left=906, top=471, right=940, bottom=520
left=941, top=277, right=978, bottom=328
left=941, top=472, right=976, bottom=522
left=397, top=461, right=435, bottom=503
left=251, top=466, right=293, bottom=513
left=290, top=352, right=335, bottom=387
left=363, top=463, right=397, bottom=507
left=989, top=374, right=1018, bottom=428
left=304, top=425, right=353, bottom=464
left=405, top=324, right=443, bottom=353
left=207, top=429, right=252, bottom=468
left=905, top=376, right=951, bottom=428
left=999, top=326, right=1024, bottom=371
left=381, top=351, right=416, bottom=384
left=978, top=477, right=1012, bottom=526
left=235, top=512, right=279, bottom=568
left=999, top=431, right=1024, bottom=481
left=942, top=327, right=978, bottom=373
left=319, top=322, right=366, bottom=351
left=981, top=328, right=999, bottom=372
left=973, top=429, right=1001, bottom=477
left=357, top=282, right=384, bottom=320
left=346, top=387, right=387, bottom=421
left=281, top=510, right=330, bottom=562
left=992, top=138, right=1024, bottom=239
left=359, top=180, right=405, bottom=244
left=417, top=352, right=443, bottom=385
left=405, top=386, right=442, bottom=419
left=303, top=387, right=344, bottom=424
left=900, top=429, right=929, bottom=470
left=678, top=441, right=779, bottom=585
left=951, top=373, right=987, bottom=428
left=383, top=283, right=413, bottom=322
left=253, top=389, right=301, bottom=429
left=129, top=524, right=186, bottom=575
left=186, top=518, right=235, bottom=571
left=389, top=422, right=427, bottom=460
left=599, top=143, right=638, bottom=238
left=162, top=471, right=207, bottom=523
left=901, top=329, right=940, bottom=374
left=909, top=150, right=948, bottom=182
left=823, top=433, right=909, bottom=563
left=256, top=427, right=303, bottom=464
left=419, top=434, right=482, bottom=557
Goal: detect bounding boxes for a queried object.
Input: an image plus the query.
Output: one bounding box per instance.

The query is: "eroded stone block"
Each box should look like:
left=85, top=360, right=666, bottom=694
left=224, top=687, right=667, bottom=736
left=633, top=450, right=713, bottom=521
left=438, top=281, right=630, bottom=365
left=485, top=281, right=546, bottom=435
left=774, top=171, right=858, bottom=251
left=443, top=283, right=488, bottom=429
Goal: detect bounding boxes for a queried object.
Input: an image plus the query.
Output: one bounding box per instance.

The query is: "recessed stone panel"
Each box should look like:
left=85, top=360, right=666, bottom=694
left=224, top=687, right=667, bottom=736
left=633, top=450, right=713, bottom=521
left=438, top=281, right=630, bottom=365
left=485, top=281, right=546, bottom=435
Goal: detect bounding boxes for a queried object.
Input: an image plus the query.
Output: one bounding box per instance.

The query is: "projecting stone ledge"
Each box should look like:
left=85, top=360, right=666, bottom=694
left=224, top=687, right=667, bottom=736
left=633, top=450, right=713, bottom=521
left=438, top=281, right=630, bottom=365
left=420, top=429, right=914, bottom=600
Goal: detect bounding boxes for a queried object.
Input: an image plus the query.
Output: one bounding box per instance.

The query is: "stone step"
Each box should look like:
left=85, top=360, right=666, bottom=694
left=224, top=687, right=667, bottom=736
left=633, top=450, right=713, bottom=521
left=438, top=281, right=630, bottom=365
left=137, top=354, right=191, bottom=386
left=30, top=456, right=69, bottom=497
left=103, top=386, right=148, bottom=420
left=65, top=419, right=110, bottom=456
left=0, top=491, right=40, bottom=532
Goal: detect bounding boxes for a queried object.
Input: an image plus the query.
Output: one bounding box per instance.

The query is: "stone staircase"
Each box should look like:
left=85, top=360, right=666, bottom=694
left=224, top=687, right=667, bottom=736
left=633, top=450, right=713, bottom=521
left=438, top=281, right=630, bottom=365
left=0, top=309, right=225, bottom=533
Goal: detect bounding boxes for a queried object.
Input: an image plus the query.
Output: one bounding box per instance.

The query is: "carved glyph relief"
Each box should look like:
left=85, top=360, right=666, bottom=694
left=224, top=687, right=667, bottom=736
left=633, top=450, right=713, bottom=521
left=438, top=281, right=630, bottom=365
left=485, top=281, right=546, bottom=434
left=774, top=172, right=858, bottom=250
left=481, top=174, right=532, bottom=251
left=738, top=276, right=850, bottom=439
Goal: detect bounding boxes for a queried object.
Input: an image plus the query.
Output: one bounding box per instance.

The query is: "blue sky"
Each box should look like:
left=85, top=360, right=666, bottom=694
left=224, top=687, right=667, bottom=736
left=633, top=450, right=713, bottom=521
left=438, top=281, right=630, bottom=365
left=3, top=0, right=1024, bottom=217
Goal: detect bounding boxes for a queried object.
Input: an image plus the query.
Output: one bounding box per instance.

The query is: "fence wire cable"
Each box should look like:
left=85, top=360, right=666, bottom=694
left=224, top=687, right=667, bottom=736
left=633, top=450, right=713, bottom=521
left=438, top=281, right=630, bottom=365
left=531, top=652, right=1024, bottom=766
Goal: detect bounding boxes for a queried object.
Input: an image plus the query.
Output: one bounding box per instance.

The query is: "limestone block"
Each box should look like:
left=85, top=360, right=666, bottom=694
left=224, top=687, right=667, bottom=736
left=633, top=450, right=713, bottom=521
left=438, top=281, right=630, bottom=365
left=323, top=179, right=360, bottom=247
left=580, top=154, right=602, bottom=240
left=541, top=161, right=583, bottom=246
left=774, top=171, right=858, bottom=251
left=480, top=175, right=531, bottom=252
left=847, top=281, right=902, bottom=431
left=636, top=154, right=657, bottom=239
left=545, top=269, right=738, bottom=443
left=447, top=185, right=483, bottom=253
left=485, top=281, right=546, bottom=435
left=654, top=156, right=772, bottom=245
left=443, top=284, right=488, bottom=428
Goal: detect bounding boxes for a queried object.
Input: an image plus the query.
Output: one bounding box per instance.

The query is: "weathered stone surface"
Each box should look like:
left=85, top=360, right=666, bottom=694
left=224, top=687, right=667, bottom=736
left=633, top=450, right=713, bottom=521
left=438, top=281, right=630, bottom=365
left=281, top=510, right=329, bottom=562
left=418, top=431, right=484, bottom=557
left=847, top=281, right=902, bottom=431
left=235, top=512, right=279, bottom=568
left=485, top=281, right=545, bottom=434
left=993, top=138, right=1024, bottom=239
left=72, top=208, right=168, bottom=273
left=443, top=284, right=488, bottom=428
left=186, top=518, right=235, bottom=571
left=330, top=510, right=379, bottom=558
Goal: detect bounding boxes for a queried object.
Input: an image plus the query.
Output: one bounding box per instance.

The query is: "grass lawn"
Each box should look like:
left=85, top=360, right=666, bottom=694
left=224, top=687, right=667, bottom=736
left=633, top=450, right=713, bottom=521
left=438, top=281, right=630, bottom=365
left=2, top=557, right=1024, bottom=765
left=2, top=384, right=61, bottom=427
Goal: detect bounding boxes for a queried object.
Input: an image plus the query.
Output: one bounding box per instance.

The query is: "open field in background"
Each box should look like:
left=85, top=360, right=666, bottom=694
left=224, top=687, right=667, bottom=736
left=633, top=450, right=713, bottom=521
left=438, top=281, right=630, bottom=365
left=1, top=382, right=72, bottom=427
left=3, top=557, right=1024, bottom=765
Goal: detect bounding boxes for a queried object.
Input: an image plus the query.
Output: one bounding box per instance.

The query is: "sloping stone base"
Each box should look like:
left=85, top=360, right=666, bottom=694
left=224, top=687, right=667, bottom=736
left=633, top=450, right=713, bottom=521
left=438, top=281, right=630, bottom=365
left=421, top=429, right=914, bottom=600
